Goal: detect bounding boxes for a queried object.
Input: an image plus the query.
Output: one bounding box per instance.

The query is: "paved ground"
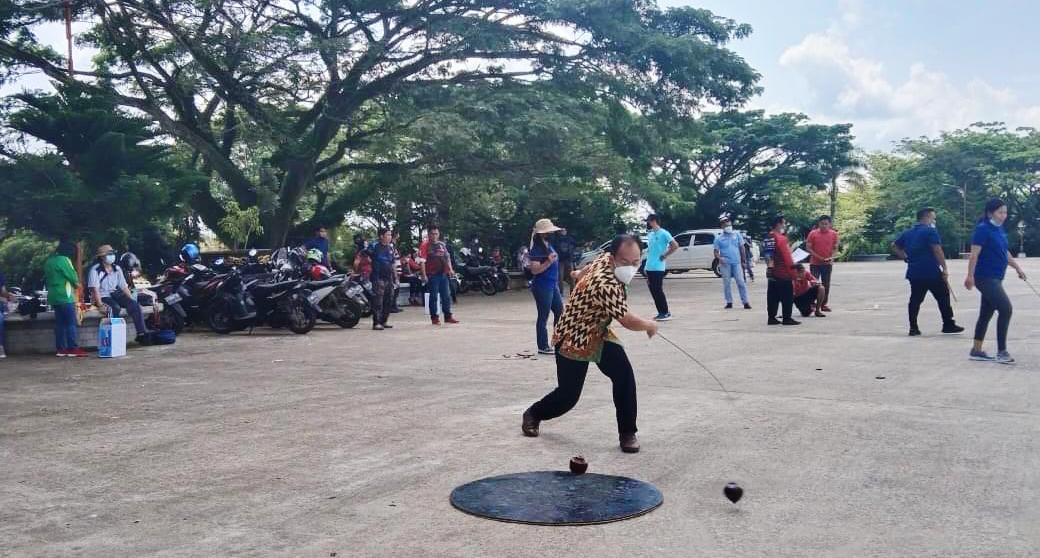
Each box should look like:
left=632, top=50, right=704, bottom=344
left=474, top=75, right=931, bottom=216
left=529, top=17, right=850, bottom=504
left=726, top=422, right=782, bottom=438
left=2, top=260, right=1038, bottom=557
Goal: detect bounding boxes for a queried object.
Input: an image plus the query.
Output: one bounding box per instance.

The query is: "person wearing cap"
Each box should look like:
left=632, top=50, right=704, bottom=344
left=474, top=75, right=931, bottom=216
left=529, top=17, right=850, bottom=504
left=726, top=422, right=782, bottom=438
left=713, top=215, right=751, bottom=309
left=526, top=218, right=565, bottom=354
left=88, top=244, right=150, bottom=342
left=644, top=214, right=679, bottom=321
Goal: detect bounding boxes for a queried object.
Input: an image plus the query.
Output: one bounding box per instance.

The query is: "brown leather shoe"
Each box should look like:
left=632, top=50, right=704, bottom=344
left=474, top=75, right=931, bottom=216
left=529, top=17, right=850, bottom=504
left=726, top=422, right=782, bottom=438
left=620, top=433, right=640, bottom=453
left=431, top=316, right=441, bottom=325
left=522, top=408, right=540, bottom=437
left=444, top=314, right=460, bottom=324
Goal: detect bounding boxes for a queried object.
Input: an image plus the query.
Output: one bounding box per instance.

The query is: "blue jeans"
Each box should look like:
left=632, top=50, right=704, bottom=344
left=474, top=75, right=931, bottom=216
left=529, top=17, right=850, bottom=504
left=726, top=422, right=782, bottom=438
left=427, top=274, right=453, bottom=318
left=531, top=282, right=563, bottom=351
left=720, top=261, right=749, bottom=304
left=103, top=290, right=148, bottom=336
left=53, top=303, right=79, bottom=351
left=0, top=307, right=5, bottom=350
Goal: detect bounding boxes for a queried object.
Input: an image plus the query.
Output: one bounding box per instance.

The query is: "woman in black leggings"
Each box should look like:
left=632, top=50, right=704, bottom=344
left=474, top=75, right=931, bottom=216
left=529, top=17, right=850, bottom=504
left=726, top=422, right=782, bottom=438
left=964, top=199, right=1027, bottom=364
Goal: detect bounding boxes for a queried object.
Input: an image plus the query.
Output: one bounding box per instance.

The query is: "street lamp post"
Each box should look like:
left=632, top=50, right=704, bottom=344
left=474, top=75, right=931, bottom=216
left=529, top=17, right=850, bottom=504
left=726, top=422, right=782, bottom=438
left=1018, top=221, right=1026, bottom=258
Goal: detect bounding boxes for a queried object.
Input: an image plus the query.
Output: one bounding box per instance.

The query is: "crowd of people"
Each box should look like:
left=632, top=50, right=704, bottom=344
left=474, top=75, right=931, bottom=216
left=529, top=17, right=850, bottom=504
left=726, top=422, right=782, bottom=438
left=518, top=199, right=1027, bottom=453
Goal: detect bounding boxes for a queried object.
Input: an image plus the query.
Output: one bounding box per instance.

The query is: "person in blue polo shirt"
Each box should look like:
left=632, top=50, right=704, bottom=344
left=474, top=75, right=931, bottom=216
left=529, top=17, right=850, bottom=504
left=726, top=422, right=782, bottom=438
left=964, top=198, right=1027, bottom=364
left=892, top=207, right=964, bottom=337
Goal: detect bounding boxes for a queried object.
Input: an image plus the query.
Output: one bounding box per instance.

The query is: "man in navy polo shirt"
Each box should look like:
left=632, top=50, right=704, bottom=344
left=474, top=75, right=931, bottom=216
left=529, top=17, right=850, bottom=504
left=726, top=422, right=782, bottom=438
left=892, top=208, right=964, bottom=336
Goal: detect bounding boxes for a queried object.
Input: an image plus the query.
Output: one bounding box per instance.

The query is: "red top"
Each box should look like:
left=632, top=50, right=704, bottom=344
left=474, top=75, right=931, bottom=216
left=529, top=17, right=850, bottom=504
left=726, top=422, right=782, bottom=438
left=770, top=231, right=796, bottom=280
left=807, top=228, right=839, bottom=265
left=793, top=271, right=819, bottom=296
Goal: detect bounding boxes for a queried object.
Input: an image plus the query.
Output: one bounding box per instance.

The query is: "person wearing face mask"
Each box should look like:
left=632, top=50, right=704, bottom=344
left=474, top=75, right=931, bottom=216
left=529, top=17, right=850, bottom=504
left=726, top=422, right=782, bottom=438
left=526, top=219, right=565, bottom=355
left=521, top=235, right=658, bottom=454
left=892, top=207, right=963, bottom=337
left=713, top=215, right=751, bottom=309
left=88, top=244, right=150, bottom=343
left=964, top=198, right=1027, bottom=364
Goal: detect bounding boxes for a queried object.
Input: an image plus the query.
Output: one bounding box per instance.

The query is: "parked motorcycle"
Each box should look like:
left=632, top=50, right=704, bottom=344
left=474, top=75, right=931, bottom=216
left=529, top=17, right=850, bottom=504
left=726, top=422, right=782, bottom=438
left=456, top=263, right=497, bottom=296
left=150, top=262, right=225, bottom=333
left=304, top=274, right=364, bottom=328
left=208, top=269, right=316, bottom=334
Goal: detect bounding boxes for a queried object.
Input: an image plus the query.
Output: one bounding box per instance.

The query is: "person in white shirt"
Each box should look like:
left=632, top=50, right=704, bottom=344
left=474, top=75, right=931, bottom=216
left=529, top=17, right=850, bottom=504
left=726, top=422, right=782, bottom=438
left=88, top=244, right=149, bottom=341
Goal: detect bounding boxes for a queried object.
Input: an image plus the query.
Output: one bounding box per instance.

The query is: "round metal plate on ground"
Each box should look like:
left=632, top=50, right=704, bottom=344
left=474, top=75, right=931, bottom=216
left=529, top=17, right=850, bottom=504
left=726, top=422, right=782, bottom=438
left=450, top=471, right=663, bottom=525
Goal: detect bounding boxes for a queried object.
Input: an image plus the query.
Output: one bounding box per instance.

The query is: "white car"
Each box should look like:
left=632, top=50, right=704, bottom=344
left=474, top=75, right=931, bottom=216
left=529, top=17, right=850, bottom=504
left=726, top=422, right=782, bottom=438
left=578, top=229, right=759, bottom=277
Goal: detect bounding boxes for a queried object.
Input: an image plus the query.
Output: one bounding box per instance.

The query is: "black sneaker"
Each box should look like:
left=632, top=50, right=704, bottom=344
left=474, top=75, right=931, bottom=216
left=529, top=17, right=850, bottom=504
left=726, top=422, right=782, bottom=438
left=768, top=317, right=781, bottom=325
left=724, top=303, right=733, bottom=309
left=743, top=303, right=752, bottom=309
left=782, top=318, right=801, bottom=325
left=942, top=323, right=965, bottom=334
left=908, top=328, right=922, bottom=336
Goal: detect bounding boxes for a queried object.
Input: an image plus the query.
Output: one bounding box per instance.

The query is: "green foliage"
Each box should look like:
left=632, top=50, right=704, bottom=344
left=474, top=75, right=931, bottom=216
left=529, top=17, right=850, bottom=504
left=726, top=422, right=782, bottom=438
left=0, top=84, right=203, bottom=251
left=628, top=109, right=855, bottom=237
left=0, top=230, right=52, bottom=288
left=0, top=0, right=761, bottom=244
left=839, top=124, right=1040, bottom=257
left=218, top=201, right=263, bottom=250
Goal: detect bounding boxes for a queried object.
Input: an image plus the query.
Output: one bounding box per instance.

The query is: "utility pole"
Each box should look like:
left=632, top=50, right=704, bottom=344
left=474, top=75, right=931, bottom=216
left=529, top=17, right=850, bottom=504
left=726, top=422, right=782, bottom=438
left=64, top=0, right=73, bottom=73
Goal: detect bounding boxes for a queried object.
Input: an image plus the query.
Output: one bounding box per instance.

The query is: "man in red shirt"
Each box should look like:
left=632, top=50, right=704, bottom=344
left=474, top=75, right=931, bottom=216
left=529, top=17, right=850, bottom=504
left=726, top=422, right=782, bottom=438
left=793, top=264, right=827, bottom=318
left=419, top=226, right=459, bottom=325
left=766, top=215, right=800, bottom=325
left=806, top=215, right=839, bottom=312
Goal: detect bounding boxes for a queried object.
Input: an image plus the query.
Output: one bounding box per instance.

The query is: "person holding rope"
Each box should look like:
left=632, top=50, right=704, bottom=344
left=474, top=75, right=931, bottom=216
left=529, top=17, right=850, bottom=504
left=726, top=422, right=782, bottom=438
left=892, top=207, right=964, bottom=337
left=965, top=198, right=1027, bottom=364
left=521, top=234, right=658, bottom=453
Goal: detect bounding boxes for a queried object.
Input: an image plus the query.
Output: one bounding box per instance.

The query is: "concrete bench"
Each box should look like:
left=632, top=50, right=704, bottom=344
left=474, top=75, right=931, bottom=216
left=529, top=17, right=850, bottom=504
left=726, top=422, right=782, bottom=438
left=4, top=306, right=154, bottom=355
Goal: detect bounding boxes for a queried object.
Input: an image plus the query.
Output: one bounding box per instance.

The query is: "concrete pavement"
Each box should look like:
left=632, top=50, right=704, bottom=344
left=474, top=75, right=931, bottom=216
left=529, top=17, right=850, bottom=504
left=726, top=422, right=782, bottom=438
left=1, top=260, right=1038, bottom=557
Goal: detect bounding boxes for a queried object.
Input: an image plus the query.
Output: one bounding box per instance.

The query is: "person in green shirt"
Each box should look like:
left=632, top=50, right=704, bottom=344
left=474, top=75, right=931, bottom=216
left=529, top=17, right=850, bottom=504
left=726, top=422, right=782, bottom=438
left=43, top=241, right=86, bottom=357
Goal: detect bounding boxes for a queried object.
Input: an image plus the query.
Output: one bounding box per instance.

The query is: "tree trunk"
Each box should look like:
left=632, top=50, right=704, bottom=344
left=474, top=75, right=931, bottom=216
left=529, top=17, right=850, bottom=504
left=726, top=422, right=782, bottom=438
left=829, top=176, right=838, bottom=221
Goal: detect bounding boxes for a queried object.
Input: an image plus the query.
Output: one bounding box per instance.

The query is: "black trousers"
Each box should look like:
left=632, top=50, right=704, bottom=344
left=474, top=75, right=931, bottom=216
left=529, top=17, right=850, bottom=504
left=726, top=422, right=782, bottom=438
left=810, top=264, right=833, bottom=306
left=767, top=278, right=794, bottom=319
left=529, top=342, right=637, bottom=435
left=908, top=277, right=954, bottom=329
left=645, top=270, right=669, bottom=315
left=794, top=289, right=818, bottom=316
left=974, top=277, right=1012, bottom=351
left=371, top=278, right=394, bottom=325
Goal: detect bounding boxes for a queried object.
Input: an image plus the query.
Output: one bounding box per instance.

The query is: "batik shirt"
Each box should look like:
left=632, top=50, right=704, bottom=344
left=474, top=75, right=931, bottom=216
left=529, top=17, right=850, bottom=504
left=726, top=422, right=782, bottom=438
left=552, top=253, right=629, bottom=362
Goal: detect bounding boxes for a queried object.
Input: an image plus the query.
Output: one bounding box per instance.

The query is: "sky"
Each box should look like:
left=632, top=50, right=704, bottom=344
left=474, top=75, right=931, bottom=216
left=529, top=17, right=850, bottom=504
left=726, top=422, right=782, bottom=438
left=663, top=0, right=1040, bottom=150
left=9, top=1, right=1040, bottom=152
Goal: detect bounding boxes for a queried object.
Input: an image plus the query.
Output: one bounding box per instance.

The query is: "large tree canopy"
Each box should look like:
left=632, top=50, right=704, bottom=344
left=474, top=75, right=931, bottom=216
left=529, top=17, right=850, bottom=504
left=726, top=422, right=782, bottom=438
left=0, top=0, right=761, bottom=244
left=620, top=109, right=855, bottom=233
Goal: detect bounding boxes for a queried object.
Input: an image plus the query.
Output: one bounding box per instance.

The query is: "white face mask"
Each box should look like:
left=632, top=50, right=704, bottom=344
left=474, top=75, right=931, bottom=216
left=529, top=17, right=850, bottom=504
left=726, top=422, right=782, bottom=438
left=614, top=265, right=637, bottom=285
left=104, top=254, right=116, bottom=265
left=723, top=225, right=734, bottom=233
left=929, top=222, right=937, bottom=228
left=990, top=219, right=1001, bottom=227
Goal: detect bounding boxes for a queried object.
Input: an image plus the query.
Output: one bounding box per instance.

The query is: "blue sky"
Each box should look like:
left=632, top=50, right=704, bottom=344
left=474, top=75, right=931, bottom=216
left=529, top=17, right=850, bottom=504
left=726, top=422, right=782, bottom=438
left=663, top=0, right=1040, bottom=150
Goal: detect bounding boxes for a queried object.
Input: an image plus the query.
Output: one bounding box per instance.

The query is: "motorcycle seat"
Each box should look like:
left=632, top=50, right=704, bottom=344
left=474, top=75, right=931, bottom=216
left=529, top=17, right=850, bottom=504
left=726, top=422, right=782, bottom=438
left=306, top=277, right=342, bottom=289
left=250, top=280, right=300, bottom=296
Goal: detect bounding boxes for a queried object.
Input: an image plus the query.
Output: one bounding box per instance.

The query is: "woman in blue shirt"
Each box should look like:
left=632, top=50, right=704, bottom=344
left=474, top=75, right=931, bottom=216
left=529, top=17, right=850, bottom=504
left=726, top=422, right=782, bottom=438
left=964, top=199, right=1027, bottom=364
left=527, top=219, right=564, bottom=355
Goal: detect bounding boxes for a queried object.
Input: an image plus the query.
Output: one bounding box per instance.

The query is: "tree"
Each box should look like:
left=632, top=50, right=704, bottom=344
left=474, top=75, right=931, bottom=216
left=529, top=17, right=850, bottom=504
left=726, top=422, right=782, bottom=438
left=0, top=84, right=203, bottom=252
left=0, top=0, right=760, bottom=245
left=629, top=110, right=855, bottom=234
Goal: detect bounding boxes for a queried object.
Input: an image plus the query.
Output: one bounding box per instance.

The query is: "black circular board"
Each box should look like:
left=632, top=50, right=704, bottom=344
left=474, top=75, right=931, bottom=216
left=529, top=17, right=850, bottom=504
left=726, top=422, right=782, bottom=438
left=450, top=471, right=663, bottom=525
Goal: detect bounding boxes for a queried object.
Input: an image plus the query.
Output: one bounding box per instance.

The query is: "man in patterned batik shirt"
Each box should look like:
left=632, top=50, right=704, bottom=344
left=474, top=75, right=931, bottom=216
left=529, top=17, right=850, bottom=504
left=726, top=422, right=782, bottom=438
left=521, top=235, right=659, bottom=453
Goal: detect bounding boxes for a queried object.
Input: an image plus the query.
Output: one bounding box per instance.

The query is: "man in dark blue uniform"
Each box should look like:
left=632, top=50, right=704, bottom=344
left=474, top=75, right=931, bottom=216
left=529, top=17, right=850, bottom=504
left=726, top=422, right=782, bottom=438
left=892, top=208, right=965, bottom=336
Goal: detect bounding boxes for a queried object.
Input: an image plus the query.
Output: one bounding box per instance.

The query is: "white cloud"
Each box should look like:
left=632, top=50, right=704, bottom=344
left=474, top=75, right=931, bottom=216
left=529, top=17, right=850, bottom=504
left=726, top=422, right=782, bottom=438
left=778, top=30, right=1040, bottom=149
